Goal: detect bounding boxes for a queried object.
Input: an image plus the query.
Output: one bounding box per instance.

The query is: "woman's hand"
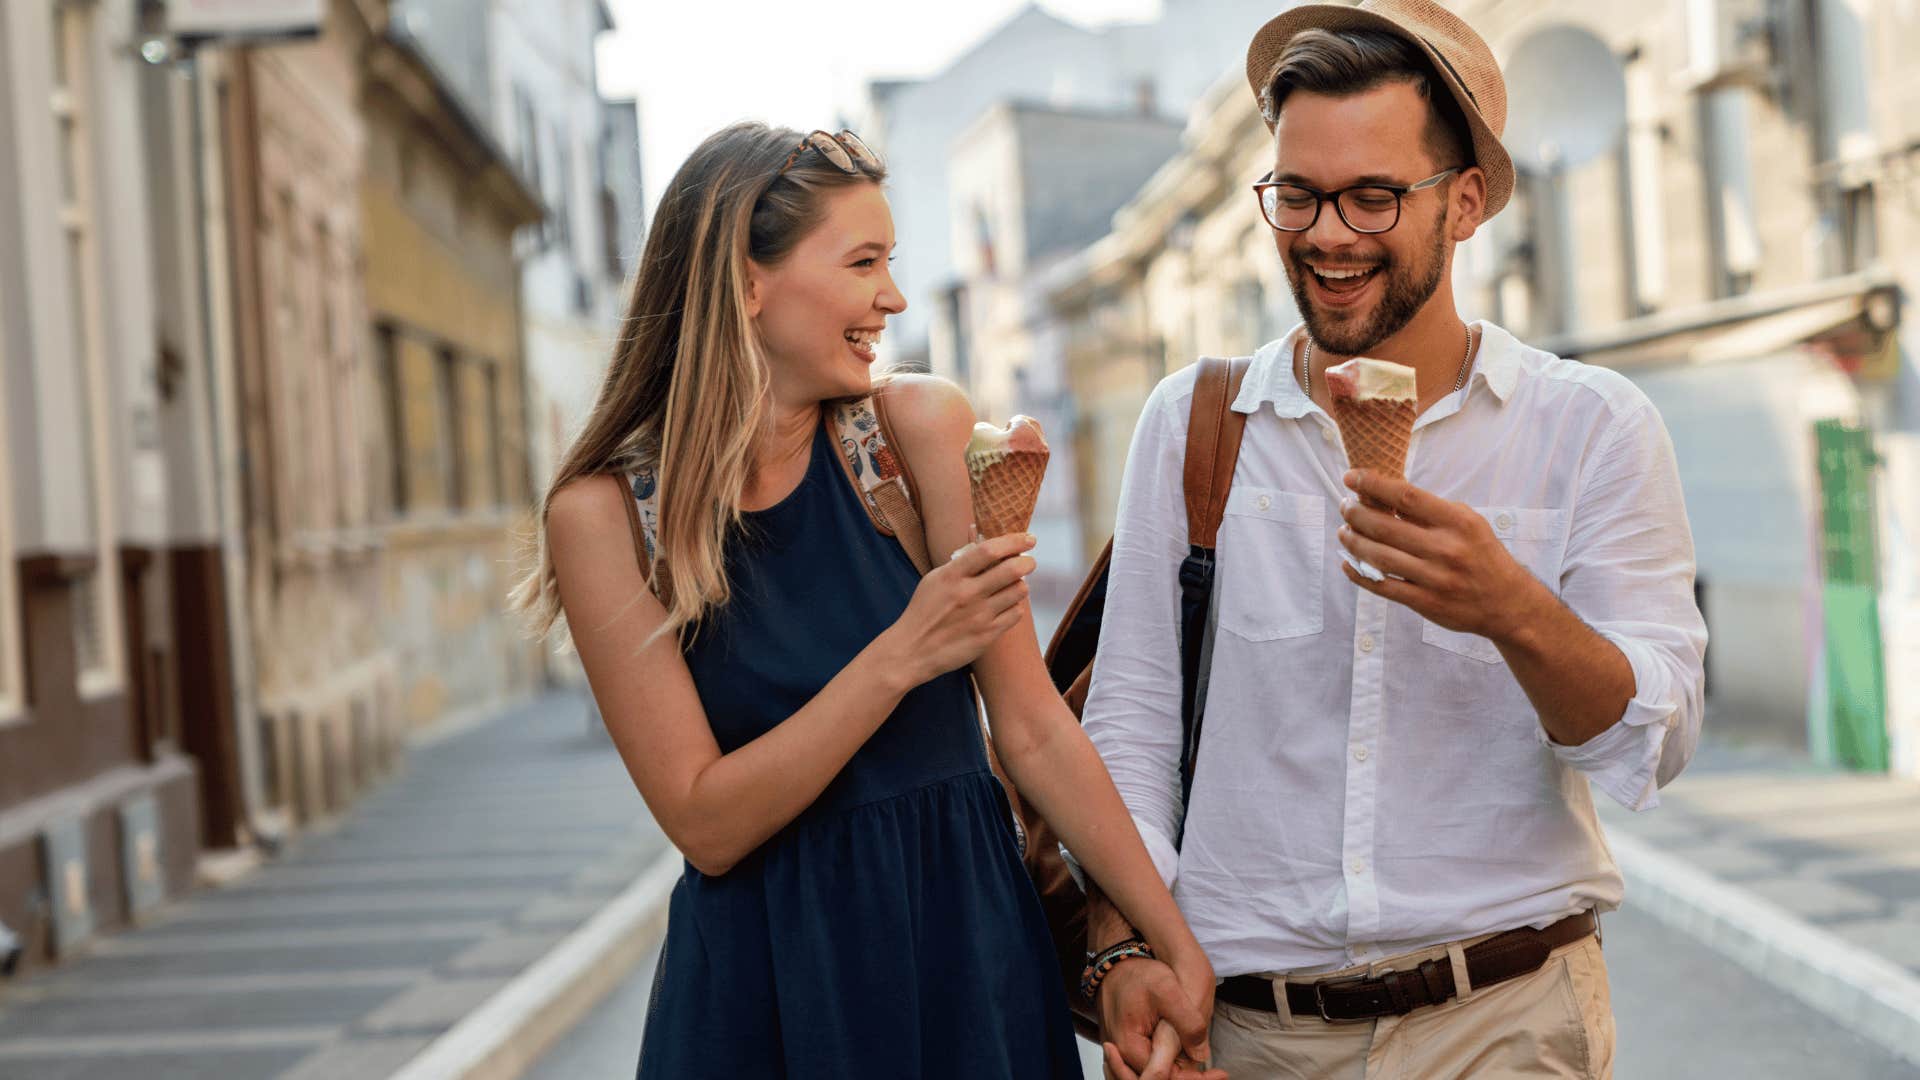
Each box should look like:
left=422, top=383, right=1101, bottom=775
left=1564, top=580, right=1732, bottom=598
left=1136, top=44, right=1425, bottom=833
left=877, top=531, right=1036, bottom=687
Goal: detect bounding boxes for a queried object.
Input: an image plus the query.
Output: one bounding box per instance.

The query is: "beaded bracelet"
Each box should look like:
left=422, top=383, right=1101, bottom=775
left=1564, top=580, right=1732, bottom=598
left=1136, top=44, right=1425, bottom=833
left=1079, top=936, right=1155, bottom=1000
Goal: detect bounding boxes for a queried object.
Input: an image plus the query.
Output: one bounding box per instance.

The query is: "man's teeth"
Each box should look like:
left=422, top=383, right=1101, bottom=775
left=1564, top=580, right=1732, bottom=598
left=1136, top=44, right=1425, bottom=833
left=1314, top=266, right=1375, bottom=279
left=844, top=330, right=881, bottom=348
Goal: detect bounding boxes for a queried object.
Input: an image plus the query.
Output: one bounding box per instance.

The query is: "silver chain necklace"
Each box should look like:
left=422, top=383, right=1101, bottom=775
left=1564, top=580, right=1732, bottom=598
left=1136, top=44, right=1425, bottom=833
left=1302, top=323, right=1477, bottom=399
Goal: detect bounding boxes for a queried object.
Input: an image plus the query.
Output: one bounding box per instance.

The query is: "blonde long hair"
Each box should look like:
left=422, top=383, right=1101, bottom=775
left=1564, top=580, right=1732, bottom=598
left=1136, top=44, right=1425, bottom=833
left=511, top=122, right=888, bottom=646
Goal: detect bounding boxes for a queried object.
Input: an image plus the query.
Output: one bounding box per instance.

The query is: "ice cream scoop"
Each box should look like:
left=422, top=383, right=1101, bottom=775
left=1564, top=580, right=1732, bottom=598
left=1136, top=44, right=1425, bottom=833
left=965, top=416, right=1050, bottom=538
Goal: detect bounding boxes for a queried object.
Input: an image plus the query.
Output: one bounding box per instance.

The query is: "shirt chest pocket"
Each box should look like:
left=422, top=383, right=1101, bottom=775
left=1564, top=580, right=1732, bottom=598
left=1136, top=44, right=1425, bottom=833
left=1215, top=488, right=1326, bottom=642
left=1421, top=506, right=1569, bottom=664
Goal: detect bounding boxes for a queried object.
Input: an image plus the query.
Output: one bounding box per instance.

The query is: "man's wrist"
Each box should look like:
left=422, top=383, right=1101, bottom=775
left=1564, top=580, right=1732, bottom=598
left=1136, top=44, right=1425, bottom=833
left=1080, top=936, right=1154, bottom=1001
left=1487, top=571, right=1558, bottom=654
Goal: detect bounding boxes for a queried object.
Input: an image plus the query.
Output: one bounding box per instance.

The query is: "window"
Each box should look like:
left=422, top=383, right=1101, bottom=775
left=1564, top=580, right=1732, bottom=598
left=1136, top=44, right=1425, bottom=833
left=1839, top=183, right=1877, bottom=273
left=1620, top=47, right=1667, bottom=317
left=482, top=360, right=503, bottom=507
left=514, top=85, right=546, bottom=250
left=435, top=346, right=465, bottom=511
left=1697, top=89, right=1759, bottom=298
left=376, top=324, right=408, bottom=516
left=552, top=123, right=574, bottom=253
left=51, top=2, right=123, bottom=698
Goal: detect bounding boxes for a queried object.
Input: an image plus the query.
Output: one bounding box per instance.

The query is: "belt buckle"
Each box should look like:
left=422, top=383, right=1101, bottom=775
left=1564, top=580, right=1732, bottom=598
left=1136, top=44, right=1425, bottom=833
left=1311, top=974, right=1373, bottom=1023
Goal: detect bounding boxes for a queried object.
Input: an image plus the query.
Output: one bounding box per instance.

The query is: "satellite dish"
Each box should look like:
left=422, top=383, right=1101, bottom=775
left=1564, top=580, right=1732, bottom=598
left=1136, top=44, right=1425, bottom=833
left=1502, top=25, right=1628, bottom=174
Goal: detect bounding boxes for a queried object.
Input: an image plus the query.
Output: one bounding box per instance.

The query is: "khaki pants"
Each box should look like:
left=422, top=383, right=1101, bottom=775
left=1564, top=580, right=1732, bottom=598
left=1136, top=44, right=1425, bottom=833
left=1209, top=933, right=1613, bottom=1079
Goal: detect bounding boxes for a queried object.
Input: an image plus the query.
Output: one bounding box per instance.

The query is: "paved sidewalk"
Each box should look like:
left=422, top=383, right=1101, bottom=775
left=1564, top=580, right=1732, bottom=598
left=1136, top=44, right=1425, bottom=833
left=0, top=690, right=671, bottom=1080
left=1599, top=737, right=1920, bottom=1067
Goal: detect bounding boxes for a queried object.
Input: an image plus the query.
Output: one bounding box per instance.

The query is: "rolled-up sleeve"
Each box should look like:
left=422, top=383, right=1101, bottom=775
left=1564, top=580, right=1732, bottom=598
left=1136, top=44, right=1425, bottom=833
left=1077, top=374, right=1193, bottom=889
left=1548, top=399, right=1708, bottom=811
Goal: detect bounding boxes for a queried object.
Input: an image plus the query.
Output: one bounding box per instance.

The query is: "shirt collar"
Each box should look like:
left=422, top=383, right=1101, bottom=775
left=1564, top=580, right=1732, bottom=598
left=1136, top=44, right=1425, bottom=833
left=1231, top=320, right=1523, bottom=417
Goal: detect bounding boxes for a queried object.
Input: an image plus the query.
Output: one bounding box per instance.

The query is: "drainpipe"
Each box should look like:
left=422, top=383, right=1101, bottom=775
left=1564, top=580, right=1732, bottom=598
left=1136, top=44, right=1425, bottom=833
left=187, top=48, right=272, bottom=846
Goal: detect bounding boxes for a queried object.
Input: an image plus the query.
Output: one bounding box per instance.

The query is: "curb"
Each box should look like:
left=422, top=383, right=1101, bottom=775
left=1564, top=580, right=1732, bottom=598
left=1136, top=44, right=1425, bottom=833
left=1610, top=829, right=1920, bottom=1067
left=388, top=848, right=682, bottom=1080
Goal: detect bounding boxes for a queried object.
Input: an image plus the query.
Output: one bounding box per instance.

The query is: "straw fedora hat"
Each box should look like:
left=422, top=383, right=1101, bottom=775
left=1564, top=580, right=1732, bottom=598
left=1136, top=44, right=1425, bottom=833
left=1246, top=0, right=1515, bottom=220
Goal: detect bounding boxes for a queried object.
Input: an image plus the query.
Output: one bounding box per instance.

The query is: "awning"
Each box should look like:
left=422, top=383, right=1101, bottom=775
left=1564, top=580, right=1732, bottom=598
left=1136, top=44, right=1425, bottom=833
left=1545, top=271, right=1902, bottom=377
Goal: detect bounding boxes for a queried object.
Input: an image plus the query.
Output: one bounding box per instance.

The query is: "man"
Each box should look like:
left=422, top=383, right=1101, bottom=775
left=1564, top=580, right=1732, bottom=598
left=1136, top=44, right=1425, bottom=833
left=1079, top=2, right=1707, bottom=1077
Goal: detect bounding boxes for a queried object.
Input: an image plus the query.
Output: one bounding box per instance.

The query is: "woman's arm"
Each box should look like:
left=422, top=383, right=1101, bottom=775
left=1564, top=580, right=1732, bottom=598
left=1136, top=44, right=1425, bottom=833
left=882, top=377, right=1215, bottom=1054
left=548, top=473, right=1033, bottom=876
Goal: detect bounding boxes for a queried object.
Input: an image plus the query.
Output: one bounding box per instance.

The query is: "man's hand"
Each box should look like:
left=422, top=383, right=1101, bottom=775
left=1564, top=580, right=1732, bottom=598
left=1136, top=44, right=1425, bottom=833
left=1336, top=469, right=1550, bottom=642
left=1098, top=957, right=1222, bottom=1080
left=1339, top=468, right=1637, bottom=747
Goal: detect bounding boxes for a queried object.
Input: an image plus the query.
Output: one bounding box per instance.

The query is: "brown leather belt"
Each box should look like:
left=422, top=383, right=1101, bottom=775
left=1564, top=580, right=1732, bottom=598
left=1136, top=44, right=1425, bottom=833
left=1216, top=911, right=1598, bottom=1023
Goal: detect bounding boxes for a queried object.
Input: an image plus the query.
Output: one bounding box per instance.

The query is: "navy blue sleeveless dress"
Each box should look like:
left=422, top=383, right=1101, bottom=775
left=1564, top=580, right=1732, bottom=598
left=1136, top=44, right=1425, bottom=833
left=635, top=419, right=1082, bottom=1079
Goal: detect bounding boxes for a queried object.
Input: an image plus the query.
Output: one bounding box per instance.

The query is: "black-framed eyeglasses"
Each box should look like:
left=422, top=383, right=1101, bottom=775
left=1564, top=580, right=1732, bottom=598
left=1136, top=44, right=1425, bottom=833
left=1252, top=168, right=1461, bottom=234
left=776, top=129, right=882, bottom=178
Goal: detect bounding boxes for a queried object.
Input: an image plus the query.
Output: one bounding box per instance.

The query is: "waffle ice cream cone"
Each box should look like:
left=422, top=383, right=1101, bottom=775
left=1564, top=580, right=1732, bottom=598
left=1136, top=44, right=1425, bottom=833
left=965, top=416, right=1050, bottom=538
left=1325, top=357, right=1417, bottom=490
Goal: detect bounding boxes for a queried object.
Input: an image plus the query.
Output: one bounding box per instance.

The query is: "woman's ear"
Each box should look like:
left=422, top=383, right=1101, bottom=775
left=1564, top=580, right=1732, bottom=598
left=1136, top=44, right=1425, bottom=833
left=744, top=260, right=766, bottom=319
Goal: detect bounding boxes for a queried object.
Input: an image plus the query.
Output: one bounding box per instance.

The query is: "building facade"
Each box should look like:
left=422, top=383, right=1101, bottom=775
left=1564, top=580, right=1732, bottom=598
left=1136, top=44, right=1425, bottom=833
left=1448, top=0, right=1917, bottom=771
left=944, top=101, right=1185, bottom=616
left=1044, top=70, right=1296, bottom=557
left=359, top=13, right=546, bottom=732
left=863, top=0, right=1287, bottom=369
left=0, top=0, right=230, bottom=973
left=1044, top=0, right=1919, bottom=772
left=395, top=0, right=642, bottom=524
left=214, top=4, right=401, bottom=835
left=0, top=0, right=553, bottom=975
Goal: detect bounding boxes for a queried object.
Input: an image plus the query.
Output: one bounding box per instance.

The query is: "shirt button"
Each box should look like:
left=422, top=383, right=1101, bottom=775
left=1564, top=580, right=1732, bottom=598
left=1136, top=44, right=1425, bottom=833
left=1354, top=746, right=1369, bottom=762
left=1351, top=859, right=1366, bottom=874
left=1321, top=427, right=1335, bottom=444
left=1256, top=494, right=1272, bottom=511
left=1495, top=512, right=1516, bottom=532
left=1358, top=634, right=1376, bottom=653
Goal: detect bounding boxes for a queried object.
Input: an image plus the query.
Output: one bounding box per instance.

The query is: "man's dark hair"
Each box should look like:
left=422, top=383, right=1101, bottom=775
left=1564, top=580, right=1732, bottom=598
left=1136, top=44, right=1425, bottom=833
left=1266, top=28, right=1473, bottom=172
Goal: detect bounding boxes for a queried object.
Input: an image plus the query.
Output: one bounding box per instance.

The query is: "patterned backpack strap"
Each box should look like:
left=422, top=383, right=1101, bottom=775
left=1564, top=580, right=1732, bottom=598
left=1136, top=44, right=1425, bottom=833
left=827, top=396, right=933, bottom=575
left=624, top=455, right=661, bottom=586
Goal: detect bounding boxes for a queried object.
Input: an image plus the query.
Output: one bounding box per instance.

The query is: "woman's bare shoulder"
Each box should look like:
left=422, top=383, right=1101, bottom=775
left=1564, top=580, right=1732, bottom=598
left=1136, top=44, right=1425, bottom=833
left=880, top=373, right=975, bottom=451
left=546, top=473, right=639, bottom=561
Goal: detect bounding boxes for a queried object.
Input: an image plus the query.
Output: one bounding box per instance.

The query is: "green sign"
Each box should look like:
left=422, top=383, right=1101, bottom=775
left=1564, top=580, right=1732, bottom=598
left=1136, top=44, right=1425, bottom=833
left=1814, top=419, right=1888, bottom=771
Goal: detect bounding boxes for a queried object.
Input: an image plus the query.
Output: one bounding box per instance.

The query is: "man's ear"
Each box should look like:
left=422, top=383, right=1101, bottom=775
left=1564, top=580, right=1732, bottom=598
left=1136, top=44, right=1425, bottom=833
left=744, top=260, right=766, bottom=319
left=1451, top=166, right=1487, bottom=243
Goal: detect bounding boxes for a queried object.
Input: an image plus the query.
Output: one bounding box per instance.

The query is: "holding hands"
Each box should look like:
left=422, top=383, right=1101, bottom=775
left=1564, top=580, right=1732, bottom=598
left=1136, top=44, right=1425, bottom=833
left=1098, top=952, right=1225, bottom=1080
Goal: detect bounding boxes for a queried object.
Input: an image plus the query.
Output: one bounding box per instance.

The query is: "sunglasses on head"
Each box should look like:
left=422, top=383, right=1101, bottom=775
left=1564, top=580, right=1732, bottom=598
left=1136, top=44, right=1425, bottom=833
left=776, top=130, right=882, bottom=178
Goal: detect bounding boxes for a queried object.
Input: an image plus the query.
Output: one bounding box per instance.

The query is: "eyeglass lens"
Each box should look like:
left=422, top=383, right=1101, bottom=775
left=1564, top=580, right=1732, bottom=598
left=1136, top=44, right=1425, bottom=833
left=1260, top=185, right=1401, bottom=233
left=807, top=132, right=853, bottom=171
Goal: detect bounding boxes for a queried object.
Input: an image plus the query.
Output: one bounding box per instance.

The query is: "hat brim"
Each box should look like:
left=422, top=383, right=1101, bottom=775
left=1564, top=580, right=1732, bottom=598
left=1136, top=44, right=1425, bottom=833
left=1245, top=5, right=1513, bottom=221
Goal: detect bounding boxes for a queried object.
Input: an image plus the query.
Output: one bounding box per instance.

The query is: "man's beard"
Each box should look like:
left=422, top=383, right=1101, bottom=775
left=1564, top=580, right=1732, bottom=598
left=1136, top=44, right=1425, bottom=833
left=1286, top=212, right=1449, bottom=356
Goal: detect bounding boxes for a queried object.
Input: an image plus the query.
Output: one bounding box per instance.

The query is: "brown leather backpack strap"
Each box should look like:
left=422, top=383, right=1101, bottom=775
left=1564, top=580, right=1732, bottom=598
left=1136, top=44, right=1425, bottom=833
left=868, top=386, right=933, bottom=575
left=1183, top=357, right=1253, bottom=547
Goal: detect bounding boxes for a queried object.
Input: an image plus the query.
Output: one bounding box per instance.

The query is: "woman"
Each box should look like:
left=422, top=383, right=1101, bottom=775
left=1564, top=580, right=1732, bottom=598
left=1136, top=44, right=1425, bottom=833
left=515, top=122, right=1215, bottom=1078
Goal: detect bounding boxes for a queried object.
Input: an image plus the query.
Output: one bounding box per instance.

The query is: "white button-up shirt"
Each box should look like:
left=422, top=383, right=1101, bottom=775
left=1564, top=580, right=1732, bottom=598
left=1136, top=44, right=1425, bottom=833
left=1081, top=321, right=1707, bottom=978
